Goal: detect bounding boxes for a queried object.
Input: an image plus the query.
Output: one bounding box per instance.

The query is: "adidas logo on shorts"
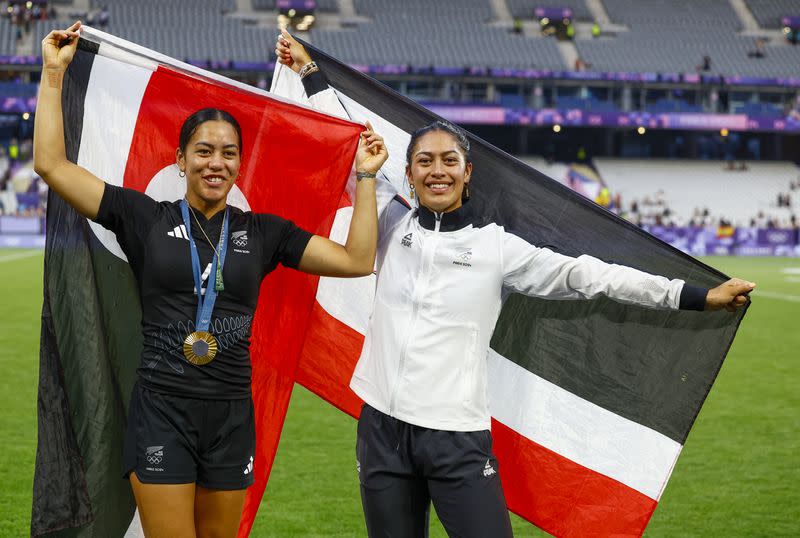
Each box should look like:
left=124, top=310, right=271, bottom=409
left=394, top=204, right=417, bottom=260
left=483, top=459, right=496, bottom=477
left=243, top=455, right=254, bottom=475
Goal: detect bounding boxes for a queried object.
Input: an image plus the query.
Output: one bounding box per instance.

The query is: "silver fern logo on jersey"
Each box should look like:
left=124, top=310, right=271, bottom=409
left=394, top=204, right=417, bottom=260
left=231, top=230, right=248, bottom=247
left=232, top=230, right=250, bottom=254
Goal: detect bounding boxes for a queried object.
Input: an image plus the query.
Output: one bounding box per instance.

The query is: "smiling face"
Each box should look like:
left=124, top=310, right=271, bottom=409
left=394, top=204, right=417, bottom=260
left=176, top=120, right=241, bottom=216
left=407, top=130, right=472, bottom=213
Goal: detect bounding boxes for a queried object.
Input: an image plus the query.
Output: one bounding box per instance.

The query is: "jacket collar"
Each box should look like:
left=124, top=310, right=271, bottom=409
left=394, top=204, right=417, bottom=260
left=416, top=201, right=478, bottom=232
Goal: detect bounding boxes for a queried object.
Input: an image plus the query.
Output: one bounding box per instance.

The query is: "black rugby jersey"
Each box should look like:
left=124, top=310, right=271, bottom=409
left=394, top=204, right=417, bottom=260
left=94, top=185, right=312, bottom=398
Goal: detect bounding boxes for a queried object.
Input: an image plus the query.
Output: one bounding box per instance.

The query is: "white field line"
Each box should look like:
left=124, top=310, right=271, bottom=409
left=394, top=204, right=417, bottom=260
left=0, top=250, right=42, bottom=264
left=754, top=290, right=800, bottom=303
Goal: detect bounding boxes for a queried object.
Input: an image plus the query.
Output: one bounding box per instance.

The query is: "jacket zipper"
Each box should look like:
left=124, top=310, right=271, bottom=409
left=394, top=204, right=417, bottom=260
left=389, top=212, right=443, bottom=415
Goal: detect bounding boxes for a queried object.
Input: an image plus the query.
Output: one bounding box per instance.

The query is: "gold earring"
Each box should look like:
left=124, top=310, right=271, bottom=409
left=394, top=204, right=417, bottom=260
left=409, top=183, right=415, bottom=199
left=464, top=183, right=470, bottom=200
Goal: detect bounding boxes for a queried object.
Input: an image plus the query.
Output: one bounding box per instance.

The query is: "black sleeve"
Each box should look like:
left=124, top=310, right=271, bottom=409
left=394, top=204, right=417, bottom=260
left=255, top=213, right=313, bottom=270
left=679, top=284, right=708, bottom=311
left=301, top=69, right=330, bottom=97
left=92, top=184, right=161, bottom=267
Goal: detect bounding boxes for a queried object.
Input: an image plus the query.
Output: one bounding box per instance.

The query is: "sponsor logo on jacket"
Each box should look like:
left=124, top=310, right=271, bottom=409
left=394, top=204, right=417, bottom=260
left=453, top=249, right=472, bottom=267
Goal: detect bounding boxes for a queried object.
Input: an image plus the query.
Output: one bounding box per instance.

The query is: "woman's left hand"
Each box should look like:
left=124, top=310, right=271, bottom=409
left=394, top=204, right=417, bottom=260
left=355, top=121, right=388, bottom=175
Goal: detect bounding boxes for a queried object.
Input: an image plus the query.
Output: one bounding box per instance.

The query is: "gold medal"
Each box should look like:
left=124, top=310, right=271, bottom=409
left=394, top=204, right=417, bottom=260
left=183, top=331, right=218, bottom=365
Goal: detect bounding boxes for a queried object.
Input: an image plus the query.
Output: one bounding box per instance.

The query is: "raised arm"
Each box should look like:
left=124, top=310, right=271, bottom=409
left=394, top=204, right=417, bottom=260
left=297, top=123, right=387, bottom=277
left=33, top=21, right=105, bottom=219
left=275, top=29, right=349, bottom=119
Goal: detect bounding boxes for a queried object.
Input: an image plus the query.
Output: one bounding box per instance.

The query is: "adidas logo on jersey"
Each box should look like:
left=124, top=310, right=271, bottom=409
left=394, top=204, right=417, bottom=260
left=167, top=224, right=189, bottom=240
left=483, top=459, right=496, bottom=477
left=401, top=233, right=413, bottom=247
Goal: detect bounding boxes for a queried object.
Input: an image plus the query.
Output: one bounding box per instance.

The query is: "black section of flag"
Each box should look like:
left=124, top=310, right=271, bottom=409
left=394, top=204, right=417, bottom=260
left=32, top=48, right=139, bottom=537
left=304, top=42, right=747, bottom=445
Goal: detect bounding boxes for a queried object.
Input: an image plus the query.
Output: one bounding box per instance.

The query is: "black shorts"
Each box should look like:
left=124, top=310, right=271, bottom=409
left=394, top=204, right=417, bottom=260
left=356, top=404, right=513, bottom=538
left=123, top=382, right=255, bottom=490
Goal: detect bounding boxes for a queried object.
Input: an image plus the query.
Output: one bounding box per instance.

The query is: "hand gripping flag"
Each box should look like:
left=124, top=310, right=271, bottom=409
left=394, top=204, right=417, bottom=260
left=269, top=44, right=750, bottom=537
left=32, top=28, right=363, bottom=537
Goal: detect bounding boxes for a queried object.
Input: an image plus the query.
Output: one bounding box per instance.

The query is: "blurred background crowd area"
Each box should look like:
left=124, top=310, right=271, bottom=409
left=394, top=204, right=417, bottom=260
left=1, top=0, right=799, bottom=250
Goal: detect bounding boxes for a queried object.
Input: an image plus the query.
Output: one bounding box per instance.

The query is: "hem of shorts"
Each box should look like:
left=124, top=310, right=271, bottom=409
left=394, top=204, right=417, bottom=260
left=126, top=472, right=197, bottom=485
left=197, top=479, right=255, bottom=491
left=351, top=379, right=491, bottom=432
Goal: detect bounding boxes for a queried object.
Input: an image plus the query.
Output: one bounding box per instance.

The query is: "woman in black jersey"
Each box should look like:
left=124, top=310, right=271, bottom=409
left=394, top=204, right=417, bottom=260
left=276, top=33, right=756, bottom=538
left=35, top=23, right=388, bottom=538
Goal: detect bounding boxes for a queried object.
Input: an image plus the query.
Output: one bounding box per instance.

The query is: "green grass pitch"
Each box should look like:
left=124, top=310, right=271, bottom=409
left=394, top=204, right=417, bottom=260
left=1, top=251, right=797, bottom=537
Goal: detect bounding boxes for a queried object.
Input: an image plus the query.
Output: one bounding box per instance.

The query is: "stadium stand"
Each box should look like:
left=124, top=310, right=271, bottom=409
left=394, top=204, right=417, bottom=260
left=506, top=0, right=594, bottom=22
left=745, top=0, right=800, bottom=29
left=252, top=0, right=276, bottom=9
left=0, top=82, right=37, bottom=98
left=33, top=0, right=270, bottom=62
left=575, top=0, right=800, bottom=77
left=252, top=0, right=338, bottom=12
left=308, top=0, right=566, bottom=69
left=0, top=19, right=19, bottom=55
left=595, top=158, right=799, bottom=227
left=18, top=0, right=800, bottom=77
left=519, top=155, right=571, bottom=186
left=2, top=0, right=798, bottom=238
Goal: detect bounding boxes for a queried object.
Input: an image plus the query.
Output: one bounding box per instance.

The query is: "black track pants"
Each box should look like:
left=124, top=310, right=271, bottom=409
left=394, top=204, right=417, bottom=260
left=356, top=404, right=513, bottom=538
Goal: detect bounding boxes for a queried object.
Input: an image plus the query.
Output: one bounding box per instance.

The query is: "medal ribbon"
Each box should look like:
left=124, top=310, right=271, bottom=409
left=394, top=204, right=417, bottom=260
left=180, top=200, right=229, bottom=330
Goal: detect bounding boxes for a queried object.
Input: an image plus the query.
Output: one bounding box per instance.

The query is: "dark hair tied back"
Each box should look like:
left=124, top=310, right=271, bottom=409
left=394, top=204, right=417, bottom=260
left=405, top=120, right=471, bottom=165
left=178, top=108, right=243, bottom=155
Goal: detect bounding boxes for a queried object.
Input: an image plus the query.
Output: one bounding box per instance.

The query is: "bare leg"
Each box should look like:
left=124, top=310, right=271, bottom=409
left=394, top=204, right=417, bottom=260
left=194, top=485, right=248, bottom=538
left=130, top=472, right=196, bottom=538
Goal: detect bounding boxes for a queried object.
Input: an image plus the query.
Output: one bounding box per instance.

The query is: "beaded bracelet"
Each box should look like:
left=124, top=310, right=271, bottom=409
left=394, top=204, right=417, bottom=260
left=299, top=61, right=319, bottom=79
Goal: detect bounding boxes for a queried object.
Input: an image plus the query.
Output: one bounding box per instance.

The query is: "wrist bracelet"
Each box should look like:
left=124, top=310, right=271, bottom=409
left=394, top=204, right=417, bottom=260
left=299, top=61, right=319, bottom=79
left=356, top=171, right=377, bottom=181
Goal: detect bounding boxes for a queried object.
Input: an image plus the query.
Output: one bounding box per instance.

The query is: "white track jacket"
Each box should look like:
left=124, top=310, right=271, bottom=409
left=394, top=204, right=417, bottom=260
left=298, top=71, right=707, bottom=432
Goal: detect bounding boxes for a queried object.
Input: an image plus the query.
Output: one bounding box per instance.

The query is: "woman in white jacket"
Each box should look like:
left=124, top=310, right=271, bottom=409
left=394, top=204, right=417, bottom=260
left=277, top=33, right=755, bottom=538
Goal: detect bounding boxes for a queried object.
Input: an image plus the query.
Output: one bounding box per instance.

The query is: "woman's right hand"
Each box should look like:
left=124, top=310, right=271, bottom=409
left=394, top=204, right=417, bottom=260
left=275, top=29, right=312, bottom=74
left=355, top=122, right=388, bottom=175
left=42, top=21, right=81, bottom=71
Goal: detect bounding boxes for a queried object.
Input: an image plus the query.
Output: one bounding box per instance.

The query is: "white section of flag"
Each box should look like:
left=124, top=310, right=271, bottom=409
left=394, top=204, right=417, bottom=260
left=332, top=92, right=414, bottom=201
left=487, top=348, right=682, bottom=501
left=81, top=54, right=153, bottom=262
left=315, top=206, right=375, bottom=334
